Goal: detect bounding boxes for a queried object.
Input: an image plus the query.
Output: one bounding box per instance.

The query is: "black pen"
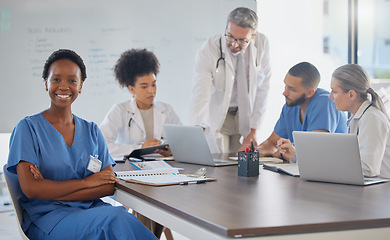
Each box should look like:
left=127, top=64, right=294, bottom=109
left=180, top=180, right=207, bottom=185
left=251, top=139, right=254, bottom=151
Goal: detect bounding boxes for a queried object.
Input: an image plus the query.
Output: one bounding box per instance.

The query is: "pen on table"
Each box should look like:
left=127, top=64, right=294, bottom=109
left=180, top=180, right=207, bottom=185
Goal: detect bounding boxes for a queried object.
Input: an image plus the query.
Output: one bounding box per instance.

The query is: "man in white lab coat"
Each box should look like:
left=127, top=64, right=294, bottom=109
left=189, top=7, right=271, bottom=153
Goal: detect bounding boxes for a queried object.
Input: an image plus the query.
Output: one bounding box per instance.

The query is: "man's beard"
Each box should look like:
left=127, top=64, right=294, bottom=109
left=286, top=93, right=306, bottom=107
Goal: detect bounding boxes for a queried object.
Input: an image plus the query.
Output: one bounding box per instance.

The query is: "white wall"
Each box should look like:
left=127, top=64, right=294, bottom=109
left=1, top=1, right=344, bottom=145
left=0, top=0, right=256, bottom=133
left=0, top=133, right=10, bottom=170
left=256, top=0, right=341, bottom=142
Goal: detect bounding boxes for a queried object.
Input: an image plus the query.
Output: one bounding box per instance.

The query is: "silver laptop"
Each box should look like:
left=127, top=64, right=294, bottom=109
left=163, top=124, right=237, bottom=166
left=293, top=131, right=388, bottom=186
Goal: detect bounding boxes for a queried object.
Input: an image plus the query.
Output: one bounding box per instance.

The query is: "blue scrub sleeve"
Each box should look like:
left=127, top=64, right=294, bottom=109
left=7, top=119, right=39, bottom=174
left=274, top=106, right=289, bottom=139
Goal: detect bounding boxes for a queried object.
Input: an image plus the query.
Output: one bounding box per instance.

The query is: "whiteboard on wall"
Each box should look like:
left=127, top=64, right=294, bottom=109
left=0, top=0, right=256, bottom=132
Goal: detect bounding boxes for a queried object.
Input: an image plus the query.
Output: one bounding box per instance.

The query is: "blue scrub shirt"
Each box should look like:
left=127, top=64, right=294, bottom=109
left=7, top=113, right=115, bottom=234
left=274, top=88, right=348, bottom=142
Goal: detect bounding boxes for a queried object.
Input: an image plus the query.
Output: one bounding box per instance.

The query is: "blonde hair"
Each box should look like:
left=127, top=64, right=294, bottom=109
left=332, top=64, right=389, bottom=120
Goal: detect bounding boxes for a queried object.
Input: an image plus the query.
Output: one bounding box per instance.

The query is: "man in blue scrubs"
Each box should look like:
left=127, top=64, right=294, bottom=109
left=256, top=62, right=347, bottom=161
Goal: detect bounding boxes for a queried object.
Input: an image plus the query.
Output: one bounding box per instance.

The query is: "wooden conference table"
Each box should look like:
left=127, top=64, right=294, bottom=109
left=113, top=161, right=390, bottom=239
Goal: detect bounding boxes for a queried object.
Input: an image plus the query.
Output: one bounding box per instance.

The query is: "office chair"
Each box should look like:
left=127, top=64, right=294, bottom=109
left=3, top=164, right=29, bottom=240
left=3, top=164, right=172, bottom=240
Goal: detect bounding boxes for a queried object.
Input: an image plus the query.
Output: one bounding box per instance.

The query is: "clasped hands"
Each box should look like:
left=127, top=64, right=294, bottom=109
left=29, top=164, right=119, bottom=188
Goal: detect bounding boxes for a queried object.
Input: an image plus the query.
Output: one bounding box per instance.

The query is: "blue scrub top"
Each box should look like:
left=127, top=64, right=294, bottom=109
left=274, top=88, right=348, bottom=142
left=7, top=113, right=115, bottom=234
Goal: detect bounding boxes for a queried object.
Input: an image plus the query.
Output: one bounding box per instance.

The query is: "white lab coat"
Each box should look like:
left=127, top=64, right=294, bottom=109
left=189, top=33, right=271, bottom=153
left=100, top=99, right=182, bottom=159
left=348, top=100, right=390, bottom=178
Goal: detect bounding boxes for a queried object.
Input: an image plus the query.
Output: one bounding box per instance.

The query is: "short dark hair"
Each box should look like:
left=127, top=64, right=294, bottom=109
left=114, top=49, right=160, bottom=87
left=288, top=62, right=320, bottom=89
left=42, top=49, right=87, bottom=82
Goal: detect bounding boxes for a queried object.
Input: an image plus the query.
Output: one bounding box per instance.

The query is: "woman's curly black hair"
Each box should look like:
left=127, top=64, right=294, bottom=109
left=42, top=49, right=87, bottom=82
left=114, top=49, right=159, bottom=87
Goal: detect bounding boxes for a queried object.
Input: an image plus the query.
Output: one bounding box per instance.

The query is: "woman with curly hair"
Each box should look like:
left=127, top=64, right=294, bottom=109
left=100, top=48, right=181, bottom=159
left=100, top=49, right=181, bottom=238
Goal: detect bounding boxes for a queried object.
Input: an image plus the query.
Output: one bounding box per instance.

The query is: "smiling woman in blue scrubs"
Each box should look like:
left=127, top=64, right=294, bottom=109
left=6, top=49, right=157, bottom=240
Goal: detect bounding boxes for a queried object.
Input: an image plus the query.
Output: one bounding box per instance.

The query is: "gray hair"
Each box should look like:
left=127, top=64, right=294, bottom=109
left=332, top=64, right=389, bottom=120
left=227, top=7, right=258, bottom=31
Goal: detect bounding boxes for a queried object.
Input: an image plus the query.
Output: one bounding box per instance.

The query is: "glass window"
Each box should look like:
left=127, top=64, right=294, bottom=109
left=323, top=0, right=349, bottom=65
left=358, top=0, right=390, bottom=112
left=358, top=0, right=390, bottom=79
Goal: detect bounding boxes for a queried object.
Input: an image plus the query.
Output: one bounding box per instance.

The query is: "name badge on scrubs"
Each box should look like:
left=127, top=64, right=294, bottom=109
left=87, top=155, right=102, bottom=173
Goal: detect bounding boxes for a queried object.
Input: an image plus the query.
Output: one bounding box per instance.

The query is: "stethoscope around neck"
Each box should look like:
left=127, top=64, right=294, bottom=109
left=215, top=37, right=258, bottom=72
left=215, top=37, right=225, bottom=71
left=128, top=112, right=135, bottom=127
left=355, top=103, right=372, bottom=135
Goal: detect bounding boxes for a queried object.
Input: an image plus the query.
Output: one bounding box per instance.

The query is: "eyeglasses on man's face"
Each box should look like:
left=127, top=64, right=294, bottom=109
left=224, top=33, right=251, bottom=46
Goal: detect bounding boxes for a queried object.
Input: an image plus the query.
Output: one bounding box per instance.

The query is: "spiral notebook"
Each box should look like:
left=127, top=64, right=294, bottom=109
left=115, top=161, right=216, bottom=186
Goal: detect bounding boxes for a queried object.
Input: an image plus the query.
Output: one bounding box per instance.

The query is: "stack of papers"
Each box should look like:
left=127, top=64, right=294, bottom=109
left=115, top=161, right=216, bottom=186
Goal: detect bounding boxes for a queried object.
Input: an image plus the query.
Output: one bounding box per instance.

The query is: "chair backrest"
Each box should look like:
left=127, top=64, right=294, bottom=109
left=3, top=164, right=29, bottom=240
left=0, top=133, right=11, bottom=173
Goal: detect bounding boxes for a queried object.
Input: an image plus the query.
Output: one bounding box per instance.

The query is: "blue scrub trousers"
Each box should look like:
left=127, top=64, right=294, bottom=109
left=25, top=204, right=157, bottom=240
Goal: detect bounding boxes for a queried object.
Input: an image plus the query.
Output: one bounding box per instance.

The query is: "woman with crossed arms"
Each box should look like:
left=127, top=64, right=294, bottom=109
left=6, top=49, right=157, bottom=239
left=279, top=64, right=390, bottom=178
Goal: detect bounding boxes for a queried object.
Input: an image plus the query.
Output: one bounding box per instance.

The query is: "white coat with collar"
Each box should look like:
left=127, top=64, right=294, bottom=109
left=189, top=33, right=271, bottom=153
left=100, top=99, right=182, bottom=159
left=348, top=100, right=390, bottom=178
